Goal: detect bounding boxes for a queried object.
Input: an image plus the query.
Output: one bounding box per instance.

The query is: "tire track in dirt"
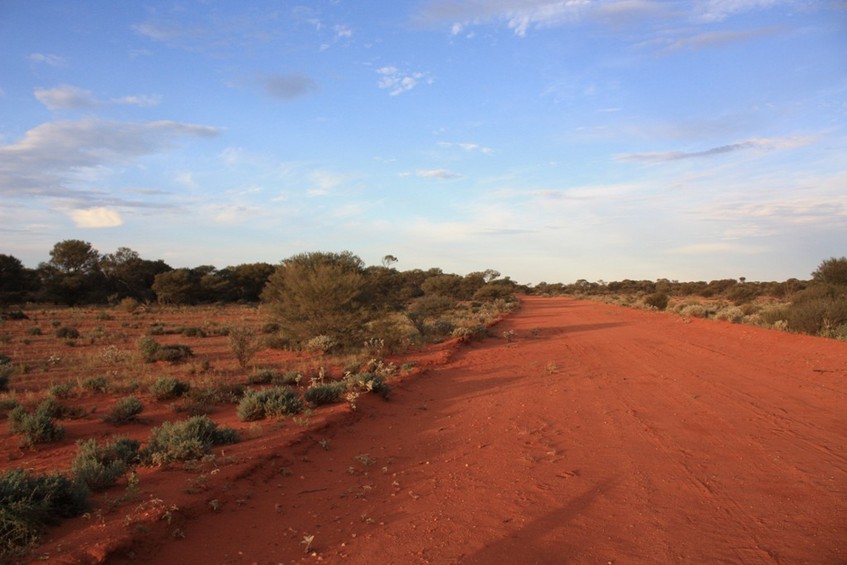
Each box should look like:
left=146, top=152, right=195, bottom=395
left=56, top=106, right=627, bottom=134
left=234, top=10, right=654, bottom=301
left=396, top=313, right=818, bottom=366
left=105, top=297, right=846, bottom=564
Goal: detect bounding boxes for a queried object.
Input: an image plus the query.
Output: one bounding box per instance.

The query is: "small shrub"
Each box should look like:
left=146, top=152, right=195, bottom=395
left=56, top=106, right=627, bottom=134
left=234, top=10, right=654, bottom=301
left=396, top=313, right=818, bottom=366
left=138, top=336, right=193, bottom=363
left=104, top=396, right=144, bottom=424
left=0, top=469, right=88, bottom=556
left=142, top=415, right=239, bottom=465
left=247, top=369, right=275, bottom=385
left=0, top=359, right=12, bottom=392
left=0, top=310, right=28, bottom=320
left=117, top=297, right=140, bottom=313
left=54, top=327, right=80, bottom=339
left=8, top=403, right=65, bottom=447
left=229, top=326, right=261, bottom=368
left=273, top=371, right=301, bottom=386
left=304, top=382, right=345, bottom=406
left=49, top=382, right=75, bottom=399
left=149, top=377, right=190, bottom=401
left=346, top=373, right=390, bottom=400
left=81, top=376, right=109, bottom=393
left=236, top=387, right=303, bottom=421
left=644, top=293, right=669, bottom=311
left=181, top=326, right=206, bottom=338
left=304, top=335, right=337, bottom=354
left=715, top=306, right=745, bottom=324
left=678, top=304, right=706, bottom=318
left=96, top=312, right=114, bottom=321
left=71, top=437, right=140, bottom=491
left=26, top=326, right=42, bottom=336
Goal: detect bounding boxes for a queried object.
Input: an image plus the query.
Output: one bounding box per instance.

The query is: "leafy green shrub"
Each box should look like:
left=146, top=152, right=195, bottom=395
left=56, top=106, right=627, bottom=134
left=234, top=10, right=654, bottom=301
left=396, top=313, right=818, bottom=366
left=644, top=293, right=669, bottom=311
left=787, top=285, right=847, bottom=335
left=81, top=376, right=109, bottom=393
left=54, top=327, right=80, bottom=339
left=103, top=396, right=143, bottom=424
left=71, top=437, right=140, bottom=491
left=149, top=377, right=190, bottom=401
left=8, top=402, right=65, bottom=447
left=304, top=382, right=345, bottom=406
left=236, top=387, right=303, bottom=421
left=0, top=469, right=88, bottom=556
left=142, top=416, right=239, bottom=465
left=229, top=326, right=261, bottom=368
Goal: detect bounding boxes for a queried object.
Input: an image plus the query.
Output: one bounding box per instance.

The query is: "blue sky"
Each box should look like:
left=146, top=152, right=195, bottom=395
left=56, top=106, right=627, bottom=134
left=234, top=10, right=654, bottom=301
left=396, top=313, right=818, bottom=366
left=1, top=1, right=845, bottom=284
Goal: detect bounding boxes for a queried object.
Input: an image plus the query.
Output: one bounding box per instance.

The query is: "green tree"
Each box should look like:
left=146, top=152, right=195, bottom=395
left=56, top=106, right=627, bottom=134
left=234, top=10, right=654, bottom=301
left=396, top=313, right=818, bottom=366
left=812, top=257, right=847, bottom=286
left=0, top=254, right=35, bottom=305
left=100, top=247, right=171, bottom=301
left=261, top=251, right=372, bottom=347
left=39, top=240, right=105, bottom=304
left=152, top=269, right=199, bottom=305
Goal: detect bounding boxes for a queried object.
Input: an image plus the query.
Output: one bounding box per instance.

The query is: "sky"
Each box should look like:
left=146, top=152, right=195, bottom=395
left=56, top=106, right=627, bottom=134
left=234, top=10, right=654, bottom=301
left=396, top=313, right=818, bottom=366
left=1, top=0, right=845, bottom=285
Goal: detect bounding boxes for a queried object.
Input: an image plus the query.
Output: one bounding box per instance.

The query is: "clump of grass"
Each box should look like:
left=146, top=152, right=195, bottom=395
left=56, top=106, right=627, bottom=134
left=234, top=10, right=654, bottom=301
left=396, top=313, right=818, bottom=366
left=103, top=396, right=144, bottom=424
left=236, top=387, right=303, bottom=421
left=48, top=381, right=75, bottom=399
left=8, top=400, right=65, bottom=447
left=0, top=469, right=89, bottom=557
left=71, top=437, right=140, bottom=491
left=247, top=368, right=275, bottom=385
left=149, top=377, right=190, bottom=401
left=304, top=381, right=345, bottom=406
left=141, top=415, right=239, bottom=465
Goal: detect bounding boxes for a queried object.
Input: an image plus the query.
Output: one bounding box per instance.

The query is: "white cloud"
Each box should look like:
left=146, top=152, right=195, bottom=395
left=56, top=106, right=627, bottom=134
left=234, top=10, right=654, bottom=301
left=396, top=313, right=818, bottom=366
left=416, top=169, right=463, bottom=179
left=695, top=0, right=786, bottom=22
left=377, top=66, right=430, bottom=96
left=438, top=141, right=494, bottom=154
left=262, top=74, right=319, bottom=100
left=34, top=85, right=161, bottom=111
left=334, top=24, right=353, bottom=38
left=28, top=53, right=65, bottom=66
left=616, top=136, right=814, bottom=162
left=307, top=170, right=346, bottom=196
left=175, top=172, right=197, bottom=188
left=68, top=207, right=124, bottom=228
left=0, top=118, right=219, bottom=201
left=34, top=85, right=99, bottom=110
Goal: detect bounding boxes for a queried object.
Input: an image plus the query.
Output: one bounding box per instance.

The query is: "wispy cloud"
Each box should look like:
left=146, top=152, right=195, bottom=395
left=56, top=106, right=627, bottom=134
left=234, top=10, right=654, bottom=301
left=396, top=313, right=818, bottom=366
left=34, top=85, right=161, bottom=111
left=438, top=141, right=494, bottom=154
left=28, top=53, right=65, bottom=66
left=415, top=169, right=463, bottom=180
left=0, top=119, right=219, bottom=201
left=664, top=242, right=766, bottom=255
left=262, top=74, right=319, bottom=100
left=377, top=66, right=431, bottom=96
left=616, top=136, right=813, bottom=162
left=694, top=0, right=787, bottom=22
left=637, top=27, right=782, bottom=52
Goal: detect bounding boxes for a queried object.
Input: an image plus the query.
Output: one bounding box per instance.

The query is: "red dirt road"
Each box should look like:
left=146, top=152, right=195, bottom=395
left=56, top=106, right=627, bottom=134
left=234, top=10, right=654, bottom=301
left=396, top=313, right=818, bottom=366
left=93, top=297, right=847, bottom=563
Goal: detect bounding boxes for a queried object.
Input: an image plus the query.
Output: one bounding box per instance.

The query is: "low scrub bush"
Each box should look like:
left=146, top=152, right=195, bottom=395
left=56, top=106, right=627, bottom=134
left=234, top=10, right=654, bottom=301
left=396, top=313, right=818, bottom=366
left=137, top=336, right=193, bottom=364
left=49, top=382, right=75, bottom=399
left=8, top=400, right=65, bottom=447
left=54, top=327, right=80, bottom=339
left=715, top=306, right=745, bottom=324
left=149, top=377, right=190, bottom=401
left=787, top=288, right=847, bottom=335
left=644, top=292, right=669, bottom=311
left=71, top=437, right=140, bottom=491
left=26, top=326, right=42, bottom=336
left=236, top=387, right=303, bottom=421
left=304, top=382, right=345, bottom=406
left=142, top=415, right=239, bottom=465
left=0, top=469, right=88, bottom=556
left=103, top=396, right=143, bottom=424
left=247, top=369, right=275, bottom=385
left=304, top=335, right=338, bottom=354
left=0, top=362, right=11, bottom=392
left=81, top=376, right=109, bottom=393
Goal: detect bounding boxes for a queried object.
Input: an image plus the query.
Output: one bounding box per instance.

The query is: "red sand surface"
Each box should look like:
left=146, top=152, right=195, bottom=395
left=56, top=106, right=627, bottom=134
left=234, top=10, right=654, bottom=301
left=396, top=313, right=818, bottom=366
left=12, top=296, right=847, bottom=564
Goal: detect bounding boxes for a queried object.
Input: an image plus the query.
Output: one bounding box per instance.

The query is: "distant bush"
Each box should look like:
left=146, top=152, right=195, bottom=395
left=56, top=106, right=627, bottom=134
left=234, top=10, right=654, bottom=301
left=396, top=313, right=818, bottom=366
left=715, top=306, right=745, bottom=324
left=644, top=293, right=669, bottom=311
left=0, top=469, right=88, bottom=556
left=49, top=382, right=75, bottom=399
left=0, top=358, right=11, bottom=392
left=677, top=303, right=706, bottom=318
left=117, top=297, right=140, bottom=313
left=303, top=334, right=337, bottom=354
left=8, top=401, right=65, bottom=447
left=304, top=382, right=345, bottom=406
left=71, top=437, right=140, bottom=491
left=104, top=396, right=144, bottom=424
left=247, top=368, right=275, bottom=385
left=787, top=285, right=847, bottom=335
left=137, top=336, right=193, bottom=363
left=181, top=326, right=206, bottom=338
left=26, top=326, right=42, bottom=336
left=54, top=327, right=80, bottom=339
left=345, top=373, right=390, bottom=400
left=149, top=377, right=190, bottom=401
left=142, top=415, right=239, bottom=465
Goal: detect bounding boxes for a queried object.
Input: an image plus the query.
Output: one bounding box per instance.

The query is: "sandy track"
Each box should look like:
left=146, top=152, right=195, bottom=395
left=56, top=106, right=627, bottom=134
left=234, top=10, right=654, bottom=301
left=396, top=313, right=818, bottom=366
left=115, top=296, right=847, bottom=564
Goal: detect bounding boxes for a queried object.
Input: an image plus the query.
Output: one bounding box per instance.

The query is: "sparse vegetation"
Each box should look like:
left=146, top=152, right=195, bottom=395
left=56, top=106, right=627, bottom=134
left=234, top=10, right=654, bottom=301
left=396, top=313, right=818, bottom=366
left=304, top=381, right=345, bottom=406
left=104, top=396, right=144, bottom=424
left=228, top=326, right=261, bottom=368
left=8, top=400, right=65, bottom=447
left=236, top=387, right=303, bottom=421
left=149, top=377, right=190, bottom=401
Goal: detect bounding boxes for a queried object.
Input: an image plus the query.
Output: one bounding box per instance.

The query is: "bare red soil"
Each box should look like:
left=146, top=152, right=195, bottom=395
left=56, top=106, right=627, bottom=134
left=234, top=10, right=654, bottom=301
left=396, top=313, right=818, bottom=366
left=8, top=296, right=847, bottom=564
